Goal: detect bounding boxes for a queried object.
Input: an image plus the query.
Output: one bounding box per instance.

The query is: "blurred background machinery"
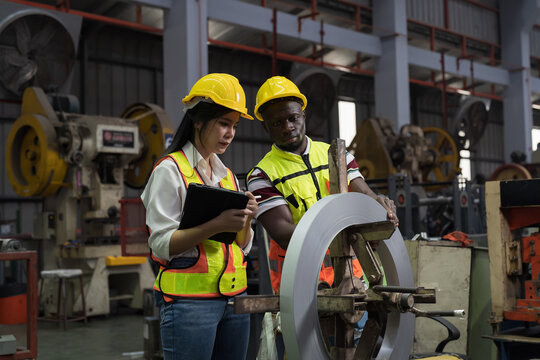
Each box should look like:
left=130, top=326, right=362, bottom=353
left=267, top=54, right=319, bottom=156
left=347, top=117, right=459, bottom=185
left=0, top=0, right=171, bottom=324
left=347, top=111, right=486, bottom=240
left=489, top=150, right=540, bottom=181
left=5, top=86, right=172, bottom=316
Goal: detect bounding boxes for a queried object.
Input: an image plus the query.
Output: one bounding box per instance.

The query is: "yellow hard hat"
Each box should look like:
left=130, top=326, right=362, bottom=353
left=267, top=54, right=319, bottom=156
left=254, top=76, right=307, bottom=121
left=182, top=73, right=254, bottom=120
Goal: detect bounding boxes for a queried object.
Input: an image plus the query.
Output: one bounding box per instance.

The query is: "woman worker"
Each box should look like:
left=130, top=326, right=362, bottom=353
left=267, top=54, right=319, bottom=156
left=141, top=73, right=258, bottom=360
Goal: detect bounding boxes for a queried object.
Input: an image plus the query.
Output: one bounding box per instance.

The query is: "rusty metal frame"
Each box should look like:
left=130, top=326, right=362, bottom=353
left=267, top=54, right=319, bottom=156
left=0, top=251, right=38, bottom=360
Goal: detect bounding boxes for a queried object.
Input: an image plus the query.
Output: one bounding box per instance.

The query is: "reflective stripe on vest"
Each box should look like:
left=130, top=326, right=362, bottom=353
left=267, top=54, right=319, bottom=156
left=152, top=150, right=247, bottom=299
left=268, top=238, right=336, bottom=294
left=267, top=238, right=363, bottom=294
left=251, top=139, right=362, bottom=293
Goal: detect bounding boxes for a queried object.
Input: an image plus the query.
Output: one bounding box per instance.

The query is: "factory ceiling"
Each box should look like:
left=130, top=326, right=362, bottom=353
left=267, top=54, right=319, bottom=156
left=3, top=0, right=533, bottom=100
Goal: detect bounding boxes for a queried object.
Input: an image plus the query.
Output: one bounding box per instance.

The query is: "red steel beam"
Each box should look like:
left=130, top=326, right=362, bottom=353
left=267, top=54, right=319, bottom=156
left=209, top=37, right=502, bottom=103
left=441, top=51, right=448, bottom=129
left=272, top=8, right=277, bottom=76
left=0, top=99, right=22, bottom=104
left=430, top=27, right=436, bottom=83
left=464, top=0, right=498, bottom=12
left=408, top=19, right=500, bottom=68
left=355, top=5, right=361, bottom=31
left=409, top=78, right=502, bottom=101
left=444, top=0, right=450, bottom=29
left=208, top=38, right=374, bottom=76
left=136, top=4, right=142, bottom=24
left=490, top=45, right=496, bottom=94
left=408, top=18, right=499, bottom=49
left=6, top=0, right=163, bottom=34
left=335, top=0, right=372, bottom=12
left=460, top=37, right=467, bottom=90
left=319, top=20, right=324, bottom=66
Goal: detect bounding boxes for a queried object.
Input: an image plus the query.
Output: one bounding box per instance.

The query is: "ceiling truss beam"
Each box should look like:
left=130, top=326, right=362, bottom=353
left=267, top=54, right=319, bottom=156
left=206, top=0, right=540, bottom=93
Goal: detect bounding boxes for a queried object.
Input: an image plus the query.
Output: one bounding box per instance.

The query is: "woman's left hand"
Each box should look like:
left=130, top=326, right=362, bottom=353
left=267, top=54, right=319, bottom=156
left=234, top=191, right=259, bottom=249
left=376, top=195, right=399, bottom=228
left=245, top=191, right=259, bottom=218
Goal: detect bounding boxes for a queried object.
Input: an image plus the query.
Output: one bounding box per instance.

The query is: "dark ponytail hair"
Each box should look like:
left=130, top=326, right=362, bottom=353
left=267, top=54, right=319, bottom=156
left=144, top=101, right=235, bottom=187
left=164, top=101, right=234, bottom=155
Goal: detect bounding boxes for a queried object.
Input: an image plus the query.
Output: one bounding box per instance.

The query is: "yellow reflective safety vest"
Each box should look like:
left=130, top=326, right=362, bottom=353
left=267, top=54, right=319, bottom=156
left=151, top=150, right=247, bottom=300
left=249, top=139, right=363, bottom=293
left=251, top=139, right=332, bottom=223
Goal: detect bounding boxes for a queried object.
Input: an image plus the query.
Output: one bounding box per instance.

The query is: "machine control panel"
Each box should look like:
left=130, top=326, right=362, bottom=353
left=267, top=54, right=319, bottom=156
left=96, top=124, right=139, bottom=155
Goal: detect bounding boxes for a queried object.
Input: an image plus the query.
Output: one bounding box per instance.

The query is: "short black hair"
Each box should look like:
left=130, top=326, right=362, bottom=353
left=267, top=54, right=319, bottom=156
left=258, top=96, right=304, bottom=117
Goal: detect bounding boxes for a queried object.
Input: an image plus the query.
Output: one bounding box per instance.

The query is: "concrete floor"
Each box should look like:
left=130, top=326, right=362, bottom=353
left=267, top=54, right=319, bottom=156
left=1, top=309, right=268, bottom=359
left=1, top=312, right=146, bottom=360
left=37, top=312, right=145, bottom=360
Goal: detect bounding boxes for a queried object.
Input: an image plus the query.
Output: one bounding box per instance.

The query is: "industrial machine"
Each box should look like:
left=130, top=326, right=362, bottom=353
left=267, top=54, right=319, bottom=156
left=231, top=140, right=466, bottom=360
left=347, top=117, right=460, bottom=186
left=5, top=86, right=173, bottom=316
left=346, top=117, right=487, bottom=240
left=484, top=179, right=540, bottom=358
left=489, top=150, right=540, bottom=181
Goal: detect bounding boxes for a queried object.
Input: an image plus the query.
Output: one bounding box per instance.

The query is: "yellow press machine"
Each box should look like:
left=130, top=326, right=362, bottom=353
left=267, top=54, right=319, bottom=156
left=5, top=87, right=173, bottom=316
left=347, top=117, right=459, bottom=186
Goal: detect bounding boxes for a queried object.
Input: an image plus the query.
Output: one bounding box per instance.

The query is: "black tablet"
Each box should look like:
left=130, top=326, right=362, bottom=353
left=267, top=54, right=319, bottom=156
left=179, top=183, right=250, bottom=244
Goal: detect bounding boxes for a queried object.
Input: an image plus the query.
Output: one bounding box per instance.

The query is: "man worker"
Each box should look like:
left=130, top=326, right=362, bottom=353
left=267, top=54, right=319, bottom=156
left=247, top=76, right=398, bottom=294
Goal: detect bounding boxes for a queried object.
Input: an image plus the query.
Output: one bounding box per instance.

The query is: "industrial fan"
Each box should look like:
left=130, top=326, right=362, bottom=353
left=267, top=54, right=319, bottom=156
left=453, top=97, right=490, bottom=151
left=299, top=72, right=336, bottom=141
left=0, top=3, right=81, bottom=97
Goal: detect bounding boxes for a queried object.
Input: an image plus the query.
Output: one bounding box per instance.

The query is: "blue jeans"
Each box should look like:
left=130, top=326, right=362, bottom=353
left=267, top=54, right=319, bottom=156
left=155, top=291, right=250, bottom=360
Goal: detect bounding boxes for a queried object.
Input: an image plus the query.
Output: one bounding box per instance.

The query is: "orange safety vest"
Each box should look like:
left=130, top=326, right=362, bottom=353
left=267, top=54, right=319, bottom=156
left=150, top=150, right=247, bottom=301
left=249, top=139, right=363, bottom=294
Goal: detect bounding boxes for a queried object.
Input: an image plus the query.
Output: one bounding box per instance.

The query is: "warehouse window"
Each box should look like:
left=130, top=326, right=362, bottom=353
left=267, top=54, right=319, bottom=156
left=338, top=101, right=356, bottom=147
left=533, top=128, right=540, bottom=151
